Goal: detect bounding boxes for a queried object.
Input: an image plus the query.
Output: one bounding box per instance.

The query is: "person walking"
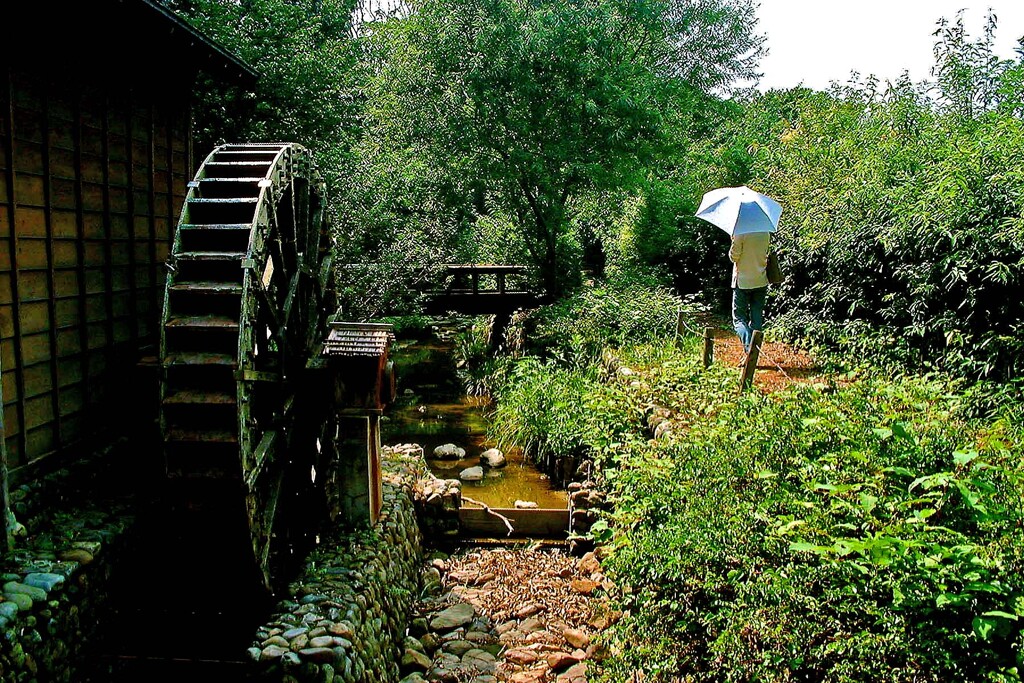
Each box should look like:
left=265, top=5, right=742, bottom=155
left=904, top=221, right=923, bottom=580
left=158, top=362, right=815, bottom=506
left=729, top=232, right=770, bottom=353
left=695, top=185, right=781, bottom=355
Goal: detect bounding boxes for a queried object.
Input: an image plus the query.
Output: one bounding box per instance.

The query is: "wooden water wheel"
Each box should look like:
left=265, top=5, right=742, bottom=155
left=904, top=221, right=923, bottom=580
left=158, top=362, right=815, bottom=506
left=158, top=143, right=335, bottom=593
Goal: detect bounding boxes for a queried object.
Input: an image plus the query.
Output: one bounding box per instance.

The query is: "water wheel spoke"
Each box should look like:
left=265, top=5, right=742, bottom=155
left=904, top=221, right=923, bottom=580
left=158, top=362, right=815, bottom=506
left=160, top=143, right=335, bottom=595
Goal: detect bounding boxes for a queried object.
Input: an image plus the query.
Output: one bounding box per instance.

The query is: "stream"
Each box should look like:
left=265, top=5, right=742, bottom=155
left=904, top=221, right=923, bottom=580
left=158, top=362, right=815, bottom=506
left=382, top=329, right=567, bottom=510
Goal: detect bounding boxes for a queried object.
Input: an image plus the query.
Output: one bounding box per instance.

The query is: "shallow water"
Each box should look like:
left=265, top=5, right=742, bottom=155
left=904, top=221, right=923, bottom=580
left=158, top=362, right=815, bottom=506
left=383, top=334, right=568, bottom=510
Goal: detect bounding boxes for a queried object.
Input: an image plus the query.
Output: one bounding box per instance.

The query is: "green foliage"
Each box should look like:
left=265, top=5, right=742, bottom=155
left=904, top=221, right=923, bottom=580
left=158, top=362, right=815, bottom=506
left=170, top=0, right=360, bottom=158
left=597, top=367, right=1024, bottom=682
left=698, top=14, right=1024, bottom=380
left=488, top=358, right=603, bottom=466
left=354, top=0, right=764, bottom=298
left=524, top=276, right=696, bottom=360
left=486, top=279, right=701, bottom=464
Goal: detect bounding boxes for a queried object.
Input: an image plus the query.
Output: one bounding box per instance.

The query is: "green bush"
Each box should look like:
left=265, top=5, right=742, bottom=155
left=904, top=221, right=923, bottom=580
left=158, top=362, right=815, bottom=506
left=598, top=369, right=1024, bottom=682
left=487, top=357, right=640, bottom=469
left=525, top=277, right=698, bottom=361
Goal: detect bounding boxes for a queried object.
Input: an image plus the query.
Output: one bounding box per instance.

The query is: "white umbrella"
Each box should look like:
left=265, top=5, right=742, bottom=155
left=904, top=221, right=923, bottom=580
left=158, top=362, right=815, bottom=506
left=695, top=185, right=782, bottom=236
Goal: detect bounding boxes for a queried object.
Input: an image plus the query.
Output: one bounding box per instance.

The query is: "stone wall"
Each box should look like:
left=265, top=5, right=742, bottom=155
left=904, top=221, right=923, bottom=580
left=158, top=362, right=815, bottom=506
left=385, top=445, right=462, bottom=542
left=0, top=440, right=439, bottom=682
left=0, top=442, right=136, bottom=682
left=250, top=452, right=426, bottom=683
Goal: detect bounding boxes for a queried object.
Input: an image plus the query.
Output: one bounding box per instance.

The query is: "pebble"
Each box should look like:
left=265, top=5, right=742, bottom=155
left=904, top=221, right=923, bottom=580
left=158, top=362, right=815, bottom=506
left=459, top=466, right=484, bottom=482
left=441, top=639, right=475, bottom=656
left=515, top=603, right=543, bottom=619
left=563, top=628, right=590, bottom=649
left=480, top=449, right=506, bottom=468
left=430, top=602, right=475, bottom=631
left=462, top=648, right=496, bottom=673
left=4, top=593, right=32, bottom=611
left=298, top=647, right=336, bottom=664
left=3, top=582, right=47, bottom=602
left=432, top=444, right=466, bottom=460
left=24, top=573, right=64, bottom=592
left=401, top=648, right=431, bottom=672
left=261, top=645, right=289, bottom=660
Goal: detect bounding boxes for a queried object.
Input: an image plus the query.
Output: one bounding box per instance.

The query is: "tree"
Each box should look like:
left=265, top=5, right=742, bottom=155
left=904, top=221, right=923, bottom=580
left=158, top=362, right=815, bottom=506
left=359, top=0, right=764, bottom=298
left=168, top=0, right=361, bottom=169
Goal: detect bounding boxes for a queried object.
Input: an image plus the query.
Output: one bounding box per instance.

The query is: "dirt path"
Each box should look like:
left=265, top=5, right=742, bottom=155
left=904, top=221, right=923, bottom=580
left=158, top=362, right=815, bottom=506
left=699, top=317, right=823, bottom=393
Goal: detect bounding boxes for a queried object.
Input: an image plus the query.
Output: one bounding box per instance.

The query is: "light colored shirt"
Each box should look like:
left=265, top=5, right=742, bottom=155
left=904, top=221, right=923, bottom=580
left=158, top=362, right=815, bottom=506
left=729, top=232, right=770, bottom=289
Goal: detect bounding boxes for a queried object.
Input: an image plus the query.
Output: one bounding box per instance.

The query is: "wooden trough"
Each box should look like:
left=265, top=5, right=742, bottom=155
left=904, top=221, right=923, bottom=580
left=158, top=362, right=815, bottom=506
left=459, top=506, right=570, bottom=540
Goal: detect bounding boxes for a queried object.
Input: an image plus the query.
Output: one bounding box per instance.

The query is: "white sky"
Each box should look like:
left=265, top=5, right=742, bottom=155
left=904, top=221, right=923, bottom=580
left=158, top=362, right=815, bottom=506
left=754, top=1, right=1024, bottom=91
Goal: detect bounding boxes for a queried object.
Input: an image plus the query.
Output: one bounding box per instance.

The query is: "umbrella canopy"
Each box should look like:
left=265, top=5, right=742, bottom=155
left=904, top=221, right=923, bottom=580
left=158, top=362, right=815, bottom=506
left=695, top=185, right=782, bottom=236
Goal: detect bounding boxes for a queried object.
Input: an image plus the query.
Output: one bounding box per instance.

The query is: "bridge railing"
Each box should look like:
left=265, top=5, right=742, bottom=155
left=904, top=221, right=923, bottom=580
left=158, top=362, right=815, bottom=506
left=436, top=264, right=531, bottom=295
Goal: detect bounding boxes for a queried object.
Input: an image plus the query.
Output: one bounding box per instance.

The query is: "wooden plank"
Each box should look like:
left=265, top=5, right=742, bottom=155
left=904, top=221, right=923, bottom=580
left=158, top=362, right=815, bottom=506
left=84, top=294, right=107, bottom=323
left=14, top=206, right=45, bottom=237
left=0, top=304, right=13, bottom=338
left=17, top=270, right=48, bottom=300
left=0, top=340, right=13, bottom=372
left=54, top=298, right=79, bottom=329
left=82, top=213, right=105, bottom=239
left=57, top=384, right=83, bottom=413
left=22, top=371, right=54, bottom=405
left=85, top=323, right=107, bottom=350
left=11, top=136, right=43, bottom=172
left=35, top=83, right=61, bottom=455
left=15, top=238, right=47, bottom=269
left=49, top=148, right=76, bottom=180
left=51, top=177, right=75, bottom=210
left=13, top=174, right=44, bottom=205
left=53, top=269, right=78, bottom=297
left=24, top=424, right=55, bottom=459
left=459, top=507, right=569, bottom=539
left=57, top=357, right=82, bottom=387
left=2, top=372, right=18, bottom=408
left=59, top=411, right=85, bottom=445
left=101, top=95, right=117, bottom=388
left=56, top=328, right=81, bottom=358
left=739, top=329, right=763, bottom=393
left=19, top=301, right=49, bottom=335
left=51, top=209, right=76, bottom=238
left=23, top=389, right=54, bottom=428
left=19, top=334, right=50, bottom=366
left=52, top=240, right=77, bottom=268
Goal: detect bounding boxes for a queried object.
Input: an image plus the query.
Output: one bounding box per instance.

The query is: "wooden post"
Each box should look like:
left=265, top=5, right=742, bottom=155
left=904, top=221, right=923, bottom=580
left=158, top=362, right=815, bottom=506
left=675, top=310, right=685, bottom=348
left=0, top=351, right=9, bottom=555
left=739, top=330, right=763, bottom=392
left=702, top=327, right=714, bottom=368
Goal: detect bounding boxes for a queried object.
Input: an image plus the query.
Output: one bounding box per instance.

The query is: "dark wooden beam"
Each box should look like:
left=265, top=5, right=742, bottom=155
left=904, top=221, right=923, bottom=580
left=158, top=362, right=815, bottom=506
left=125, top=91, right=139, bottom=352
left=72, top=85, right=91, bottom=437
left=2, top=68, right=28, bottom=463
left=40, top=88, right=63, bottom=451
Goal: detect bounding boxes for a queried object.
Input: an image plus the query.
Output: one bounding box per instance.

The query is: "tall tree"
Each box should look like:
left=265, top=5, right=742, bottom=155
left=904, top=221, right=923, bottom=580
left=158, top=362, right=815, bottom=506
left=360, top=0, right=764, bottom=297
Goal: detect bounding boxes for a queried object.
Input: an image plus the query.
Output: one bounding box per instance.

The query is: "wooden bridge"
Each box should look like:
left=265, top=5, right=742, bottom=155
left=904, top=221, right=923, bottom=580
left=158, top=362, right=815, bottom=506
left=423, top=264, right=541, bottom=315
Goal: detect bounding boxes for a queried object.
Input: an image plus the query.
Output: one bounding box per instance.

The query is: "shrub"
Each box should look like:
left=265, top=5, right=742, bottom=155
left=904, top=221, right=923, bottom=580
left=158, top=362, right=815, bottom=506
left=598, top=370, right=1024, bottom=682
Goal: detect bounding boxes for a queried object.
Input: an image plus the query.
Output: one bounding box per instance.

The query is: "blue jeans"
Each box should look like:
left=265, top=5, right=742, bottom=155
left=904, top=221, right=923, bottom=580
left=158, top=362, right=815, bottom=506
left=732, top=287, right=767, bottom=352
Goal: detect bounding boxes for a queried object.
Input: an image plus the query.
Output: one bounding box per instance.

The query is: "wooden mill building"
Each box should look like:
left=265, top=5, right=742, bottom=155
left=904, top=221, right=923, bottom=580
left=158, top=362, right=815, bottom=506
left=1, top=0, right=255, bottom=486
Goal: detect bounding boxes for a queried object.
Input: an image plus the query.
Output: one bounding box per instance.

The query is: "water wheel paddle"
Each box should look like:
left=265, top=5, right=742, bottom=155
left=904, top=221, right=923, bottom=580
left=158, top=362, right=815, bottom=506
left=159, top=143, right=335, bottom=593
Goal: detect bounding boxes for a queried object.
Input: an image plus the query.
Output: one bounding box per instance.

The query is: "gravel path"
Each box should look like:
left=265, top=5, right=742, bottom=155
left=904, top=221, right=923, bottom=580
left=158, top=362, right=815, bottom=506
left=400, top=546, right=616, bottom=683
